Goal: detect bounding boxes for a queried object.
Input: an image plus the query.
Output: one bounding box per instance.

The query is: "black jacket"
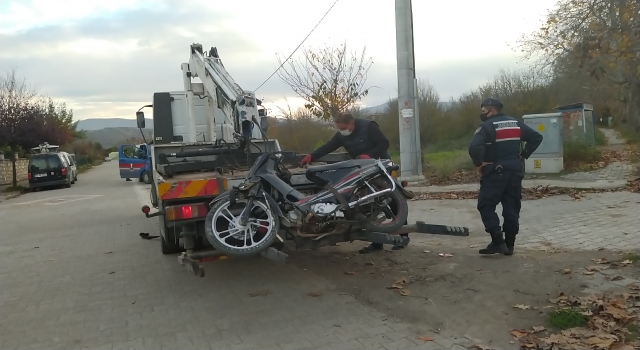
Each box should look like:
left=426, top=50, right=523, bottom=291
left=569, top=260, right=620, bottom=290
left=310, top=119, right=391, bottom=160
left=468, top=113, right=543, bottom=172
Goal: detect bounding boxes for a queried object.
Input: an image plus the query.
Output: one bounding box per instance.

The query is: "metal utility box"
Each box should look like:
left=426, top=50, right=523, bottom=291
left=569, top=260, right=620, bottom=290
left=522, top=113, right=564, bottom=174
left=556, top=102, right=596, bottom=145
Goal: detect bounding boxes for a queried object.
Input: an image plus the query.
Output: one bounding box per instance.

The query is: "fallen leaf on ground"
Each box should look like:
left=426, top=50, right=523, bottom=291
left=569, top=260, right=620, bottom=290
left=628, top=283, right=640, bottom=291
left=620, top=260, right=633, bottom=265
left=307, top=292, right=322, bottom=297
left=592, top=258, right=610, bottom=264
left=532, top=326, right=546, bottom=333
left=249, top=290, right=271, bottom=297
left=560, top=268, right=572, bottom=275
left=513, top=304, right=531, bottom=310
left=584, top=336, right=615, bottom=348
left=471, top=345, right=491, bottom=350
left=388, top=283, right=404, bottom=290
left=469, top=245, right=478, bottom=248
left=510, top=329, right=528, bottom=338
left=608, top=276, right=625, bottom=281
left=398, top=289, right=412, bottom=296
left=344, top=271, right=356, bottom=275
left=584, top=271, right=596, bottom=275
left=438, top=253, right=453, bottom=257
left=586, top=265, right=604, bottom=272
left=395, top=277, right=409, bottom=285
left=417, top=336, right=435, bottom=341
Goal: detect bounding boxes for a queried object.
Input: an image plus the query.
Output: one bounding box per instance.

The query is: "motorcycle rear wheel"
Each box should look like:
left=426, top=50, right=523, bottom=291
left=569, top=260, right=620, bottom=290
left=204, top=198, right=279, bottom=256
left=361, top=188, right=408, bottom=233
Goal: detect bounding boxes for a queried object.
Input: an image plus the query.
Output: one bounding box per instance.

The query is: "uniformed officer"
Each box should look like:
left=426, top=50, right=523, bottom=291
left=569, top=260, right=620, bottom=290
left=300, top=112, right=408, bottom=253
left=468, top=98, right=543, bottom=255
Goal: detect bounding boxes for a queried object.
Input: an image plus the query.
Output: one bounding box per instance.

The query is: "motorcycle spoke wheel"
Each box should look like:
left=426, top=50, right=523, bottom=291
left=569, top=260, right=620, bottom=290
left=208, top=200, right=277, bottom=254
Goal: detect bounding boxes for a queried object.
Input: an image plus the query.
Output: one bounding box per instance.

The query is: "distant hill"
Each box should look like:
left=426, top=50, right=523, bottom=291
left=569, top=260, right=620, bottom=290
left=77, top=118, right=153, bottom=131
left=85, top=127, right=153, bottom=148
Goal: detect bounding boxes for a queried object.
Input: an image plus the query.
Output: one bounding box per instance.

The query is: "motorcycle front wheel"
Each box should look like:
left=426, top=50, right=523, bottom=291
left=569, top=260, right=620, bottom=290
left=204, top=197, right=279, bottom=256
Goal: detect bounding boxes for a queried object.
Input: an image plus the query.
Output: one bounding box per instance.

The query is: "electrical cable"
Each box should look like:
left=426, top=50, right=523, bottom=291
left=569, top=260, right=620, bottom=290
left=254, top=0, right=340, bottom=92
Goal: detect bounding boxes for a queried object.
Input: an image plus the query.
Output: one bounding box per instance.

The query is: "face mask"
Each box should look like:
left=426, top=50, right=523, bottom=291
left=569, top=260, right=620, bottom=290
left=339, top=129, right=352, bottom=136
left=479, top=112, right=490, bottom=122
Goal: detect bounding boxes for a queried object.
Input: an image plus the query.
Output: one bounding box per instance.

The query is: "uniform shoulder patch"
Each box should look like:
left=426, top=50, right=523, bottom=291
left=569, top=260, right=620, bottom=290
left=474, top=126, right=481, bottom=134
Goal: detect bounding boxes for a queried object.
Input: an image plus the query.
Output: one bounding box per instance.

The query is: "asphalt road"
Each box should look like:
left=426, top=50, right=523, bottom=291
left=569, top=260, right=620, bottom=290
left=0, top=162, right=438, bottom=350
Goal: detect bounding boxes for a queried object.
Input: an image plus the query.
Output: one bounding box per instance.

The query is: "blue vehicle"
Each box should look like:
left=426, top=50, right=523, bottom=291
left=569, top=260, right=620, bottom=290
left=118, top=143, right=152, bottom=183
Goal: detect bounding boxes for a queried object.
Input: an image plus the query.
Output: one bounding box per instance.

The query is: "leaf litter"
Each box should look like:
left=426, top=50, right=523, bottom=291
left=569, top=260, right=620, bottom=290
left=514, top=290, right=639, bottom=350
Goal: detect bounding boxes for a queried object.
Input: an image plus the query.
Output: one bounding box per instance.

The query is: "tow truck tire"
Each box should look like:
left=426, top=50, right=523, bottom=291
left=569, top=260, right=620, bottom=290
left=142, top=171, right=151, bottom=184
left=159, top=217, right=181, bottom=254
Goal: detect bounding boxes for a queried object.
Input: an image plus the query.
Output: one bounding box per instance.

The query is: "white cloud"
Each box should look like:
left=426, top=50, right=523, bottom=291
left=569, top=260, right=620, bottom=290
left=0, top=0, right=557, bottom=120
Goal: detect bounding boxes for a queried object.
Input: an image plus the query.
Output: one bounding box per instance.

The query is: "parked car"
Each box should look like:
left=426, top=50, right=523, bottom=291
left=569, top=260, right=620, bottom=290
left=60, top=152, right=78, bottom=184
left=28, top=152, right=73, bottom=190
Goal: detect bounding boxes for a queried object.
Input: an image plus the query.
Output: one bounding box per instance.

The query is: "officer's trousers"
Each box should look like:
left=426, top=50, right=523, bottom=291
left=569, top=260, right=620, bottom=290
left=477, top=170, right=523, bottom=235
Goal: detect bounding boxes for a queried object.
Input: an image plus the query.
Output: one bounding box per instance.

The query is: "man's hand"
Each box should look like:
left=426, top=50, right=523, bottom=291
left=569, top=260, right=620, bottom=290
left=300, top=155, right=312, bottom=167
left=476, top=162, right=493, bottom=175
left=357, top=154, right=371, bottom=159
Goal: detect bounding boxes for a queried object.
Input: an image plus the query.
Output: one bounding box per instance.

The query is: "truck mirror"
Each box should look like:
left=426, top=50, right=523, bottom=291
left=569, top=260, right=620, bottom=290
left=136, top=111, right=146, bottom=129
left=260, top=116, right=269, bottom=132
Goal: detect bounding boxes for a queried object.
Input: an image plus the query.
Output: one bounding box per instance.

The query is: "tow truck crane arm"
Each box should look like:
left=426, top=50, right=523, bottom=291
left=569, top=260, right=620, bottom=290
left=183, top=43, right=263, bottom=143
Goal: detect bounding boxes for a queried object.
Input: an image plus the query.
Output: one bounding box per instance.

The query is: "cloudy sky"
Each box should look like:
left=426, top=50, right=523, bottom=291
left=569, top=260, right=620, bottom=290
left=0, top=0, right=557, bottom=120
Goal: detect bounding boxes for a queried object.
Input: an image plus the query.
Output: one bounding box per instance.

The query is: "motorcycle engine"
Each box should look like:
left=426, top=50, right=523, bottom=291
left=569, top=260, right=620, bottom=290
left=310, top=203, right=344, bottom=218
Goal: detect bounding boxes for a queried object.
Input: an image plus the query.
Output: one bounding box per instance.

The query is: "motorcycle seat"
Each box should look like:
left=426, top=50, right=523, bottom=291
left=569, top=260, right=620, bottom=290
left=306, top=159, right=377, bottom=186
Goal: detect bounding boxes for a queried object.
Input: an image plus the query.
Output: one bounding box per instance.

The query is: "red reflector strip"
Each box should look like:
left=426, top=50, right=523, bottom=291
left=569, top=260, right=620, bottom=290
left=165, top=204, right=208, bottom=221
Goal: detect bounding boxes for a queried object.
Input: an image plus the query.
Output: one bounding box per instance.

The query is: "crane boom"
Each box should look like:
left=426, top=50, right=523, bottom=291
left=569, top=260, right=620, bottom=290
left=183, top=43, right=263, bottom=143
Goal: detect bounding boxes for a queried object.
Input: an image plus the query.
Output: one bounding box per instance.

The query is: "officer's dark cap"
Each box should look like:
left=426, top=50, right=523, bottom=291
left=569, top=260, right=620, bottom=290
left=480, top=98, right=504, bottom=109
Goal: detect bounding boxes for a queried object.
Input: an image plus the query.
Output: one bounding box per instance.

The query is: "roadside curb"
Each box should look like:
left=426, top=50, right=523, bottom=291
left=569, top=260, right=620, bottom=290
left=407, top=179, right=629, bottom=194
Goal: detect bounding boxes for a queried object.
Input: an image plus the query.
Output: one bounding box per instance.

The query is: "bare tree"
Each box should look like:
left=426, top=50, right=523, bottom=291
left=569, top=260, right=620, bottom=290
left=276, top=42, right=373, bottom=121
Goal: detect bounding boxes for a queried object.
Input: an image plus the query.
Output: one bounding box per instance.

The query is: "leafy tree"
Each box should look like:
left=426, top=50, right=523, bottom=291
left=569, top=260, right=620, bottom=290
left=518, top=0, right=640, bottom=130
left=0, top=69, right=78, bottom=150
left=276, top=42, right=373, bottom=121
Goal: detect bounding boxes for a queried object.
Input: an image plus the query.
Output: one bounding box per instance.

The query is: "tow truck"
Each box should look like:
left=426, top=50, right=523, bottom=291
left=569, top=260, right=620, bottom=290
left=136, top=43, right=469, bottom=277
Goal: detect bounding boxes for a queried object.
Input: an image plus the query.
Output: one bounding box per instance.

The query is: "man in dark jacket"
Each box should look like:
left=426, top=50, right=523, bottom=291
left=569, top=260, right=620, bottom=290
left=468, top=98, right=543, bottom=256
left=301, top=113, right=406, bottom=253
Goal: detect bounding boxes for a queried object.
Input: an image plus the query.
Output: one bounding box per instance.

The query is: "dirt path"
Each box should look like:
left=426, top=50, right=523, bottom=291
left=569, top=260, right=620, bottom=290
left=291, top=243, right=639, bottom=348
left=599, top=128, right=627, bottom=150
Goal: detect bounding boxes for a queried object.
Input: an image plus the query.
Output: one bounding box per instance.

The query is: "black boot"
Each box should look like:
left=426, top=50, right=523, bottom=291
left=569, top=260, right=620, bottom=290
left=504, top=234, right=516, bottom=256
left=359, top=242, right=383, bottom=254
left=479, top=232, right=509, bottom=255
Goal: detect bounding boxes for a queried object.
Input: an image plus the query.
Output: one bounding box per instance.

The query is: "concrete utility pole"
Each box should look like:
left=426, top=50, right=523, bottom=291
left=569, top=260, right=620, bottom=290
left=395, top=0, right=424, bottom=181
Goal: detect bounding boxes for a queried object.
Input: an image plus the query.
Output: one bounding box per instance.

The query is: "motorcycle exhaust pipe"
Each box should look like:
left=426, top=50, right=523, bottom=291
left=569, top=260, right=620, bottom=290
left=347, top=161, right=397, bottom=208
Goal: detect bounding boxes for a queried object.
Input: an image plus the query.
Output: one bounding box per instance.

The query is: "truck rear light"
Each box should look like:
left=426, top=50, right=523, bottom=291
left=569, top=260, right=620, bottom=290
left=166, top=204, right=208, bottom=221
left=28, top=172, right=32, bottom=180
left=61, top=168, right=67, bottom=175
left=401, top=181, right=408, bottom=187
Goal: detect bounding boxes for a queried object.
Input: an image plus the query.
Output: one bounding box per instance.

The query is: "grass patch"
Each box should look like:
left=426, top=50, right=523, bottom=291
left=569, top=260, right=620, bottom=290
left=389, top=149, right=474, bottom=177
left=625, top=324, right=639, bottom=342
left=2, top=185, right=25, bottom=192
left=564, top=141, right=601, bottom=164
left=615, top=125, right=640, bottom=143
left=77, top=165, right=92, bottom=174
left=424, top=150, right=474, bottom=177
left=547, top=309, right=589, bottom=330
left=595, top=128, right=607, bottom=146
left=622, top=253, right=640, bottom=263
